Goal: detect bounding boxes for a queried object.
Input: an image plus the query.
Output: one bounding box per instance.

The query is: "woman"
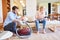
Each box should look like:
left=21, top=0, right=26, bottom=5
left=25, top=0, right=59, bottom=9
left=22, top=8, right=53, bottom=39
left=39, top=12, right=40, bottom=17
left=35, top=6, right=46, bottom=34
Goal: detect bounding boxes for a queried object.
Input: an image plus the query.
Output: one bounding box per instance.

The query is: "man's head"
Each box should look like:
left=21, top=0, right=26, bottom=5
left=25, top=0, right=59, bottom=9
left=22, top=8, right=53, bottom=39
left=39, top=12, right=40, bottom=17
left=39, top=6, right=45, bottom=12
left=12, top=6, right=18, bottom=14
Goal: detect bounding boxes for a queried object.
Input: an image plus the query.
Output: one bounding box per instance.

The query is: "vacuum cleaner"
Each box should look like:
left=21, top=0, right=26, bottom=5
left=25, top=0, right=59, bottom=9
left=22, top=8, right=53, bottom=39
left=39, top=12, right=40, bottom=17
left=16, top=22, right=32, bottom=39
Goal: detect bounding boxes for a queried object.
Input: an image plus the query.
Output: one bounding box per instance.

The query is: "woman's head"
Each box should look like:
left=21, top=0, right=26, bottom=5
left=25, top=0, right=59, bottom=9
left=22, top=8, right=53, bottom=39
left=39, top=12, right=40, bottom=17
left=39, top=6, right=45, bottom=12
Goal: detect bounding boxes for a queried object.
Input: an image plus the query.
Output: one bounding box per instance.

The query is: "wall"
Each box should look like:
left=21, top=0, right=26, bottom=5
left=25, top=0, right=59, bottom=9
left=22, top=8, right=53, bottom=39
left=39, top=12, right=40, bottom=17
left=26, top=0, right=37, bottom=21
left=39, top=3, right=48, bottom=16
left=10, top=0, right=14, bottom=11
left=10, top=0, right=26, bottom=16
left=0, top=0, right=3, bottom=23
left=10, top=0, right=37, bottom=21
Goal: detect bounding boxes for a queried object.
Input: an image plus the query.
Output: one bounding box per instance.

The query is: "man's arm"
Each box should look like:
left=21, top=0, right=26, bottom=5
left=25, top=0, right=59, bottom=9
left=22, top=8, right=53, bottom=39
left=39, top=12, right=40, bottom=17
left=9, top=13, right=20, bottom=23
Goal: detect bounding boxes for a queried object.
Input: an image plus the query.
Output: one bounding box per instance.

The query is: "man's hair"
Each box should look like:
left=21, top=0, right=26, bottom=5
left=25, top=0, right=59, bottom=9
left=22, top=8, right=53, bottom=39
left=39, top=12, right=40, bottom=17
left=12, top=6, right=18, bottom=10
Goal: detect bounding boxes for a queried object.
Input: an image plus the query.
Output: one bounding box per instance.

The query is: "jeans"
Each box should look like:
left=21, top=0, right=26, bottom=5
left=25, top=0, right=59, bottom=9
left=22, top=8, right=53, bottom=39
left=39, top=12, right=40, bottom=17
left=4, top=22, right=16, bottom=33
left=35, top=19, right=46, bottom=31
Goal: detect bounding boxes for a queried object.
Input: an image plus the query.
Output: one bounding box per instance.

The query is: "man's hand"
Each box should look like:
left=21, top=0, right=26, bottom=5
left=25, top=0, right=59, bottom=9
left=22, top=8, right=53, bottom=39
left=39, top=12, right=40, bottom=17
left=20, top=16, right=24, bottom=21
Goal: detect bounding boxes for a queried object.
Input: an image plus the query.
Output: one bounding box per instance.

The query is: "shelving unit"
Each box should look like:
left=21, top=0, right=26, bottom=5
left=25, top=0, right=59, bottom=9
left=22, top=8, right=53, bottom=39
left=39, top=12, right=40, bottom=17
left=7, top=0, right=10, bottom=12
left=58, top=14, right=60, bottom=21
left=50, top=3, right=60, bottom=20
left=2, top=0, right=10, bottom=21
left=51, top=3, right=58, bottom=14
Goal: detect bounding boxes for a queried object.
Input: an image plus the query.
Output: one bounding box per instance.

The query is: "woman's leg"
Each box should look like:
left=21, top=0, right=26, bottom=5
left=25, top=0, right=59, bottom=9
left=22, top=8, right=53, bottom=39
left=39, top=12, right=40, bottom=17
left=35, top=20, right=40, bottom=32
left=42, top=20, right=46, bottom=29
left=42, top=20, right=46, bottom=33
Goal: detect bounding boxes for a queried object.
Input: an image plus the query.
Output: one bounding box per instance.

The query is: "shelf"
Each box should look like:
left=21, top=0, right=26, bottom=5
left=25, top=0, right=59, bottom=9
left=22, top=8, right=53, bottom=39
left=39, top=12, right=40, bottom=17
left=2, top=0, right=10, bottom=21
left=7, top=0, right=10, bottom=12
left=7, top=0, right=10, bottom=2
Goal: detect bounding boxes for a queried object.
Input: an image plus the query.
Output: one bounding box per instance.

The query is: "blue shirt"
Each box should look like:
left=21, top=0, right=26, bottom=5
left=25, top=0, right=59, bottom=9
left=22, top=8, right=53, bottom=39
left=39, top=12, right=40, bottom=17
left=4, top=11, right=18, bottom=27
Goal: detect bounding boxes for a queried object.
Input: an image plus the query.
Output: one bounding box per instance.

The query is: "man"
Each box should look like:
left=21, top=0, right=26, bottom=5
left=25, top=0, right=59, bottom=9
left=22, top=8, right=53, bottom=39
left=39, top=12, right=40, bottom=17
left=4, top=6, right=21, bottom=33
left=35, top=6, right=46, bottom=34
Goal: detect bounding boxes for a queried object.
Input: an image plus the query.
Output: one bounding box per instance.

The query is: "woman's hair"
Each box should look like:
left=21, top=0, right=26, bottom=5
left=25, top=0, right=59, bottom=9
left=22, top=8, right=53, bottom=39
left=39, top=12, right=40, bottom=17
left=12, top=6, right=18, bottom=10
left=39, top=6, right=44, bottom=9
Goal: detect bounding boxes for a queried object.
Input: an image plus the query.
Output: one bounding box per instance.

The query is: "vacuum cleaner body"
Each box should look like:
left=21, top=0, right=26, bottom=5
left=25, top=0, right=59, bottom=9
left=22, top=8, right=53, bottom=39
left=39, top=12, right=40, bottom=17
left=16, top=22, right=32, bottom=38
left=17, top=28, right=31, bottom=36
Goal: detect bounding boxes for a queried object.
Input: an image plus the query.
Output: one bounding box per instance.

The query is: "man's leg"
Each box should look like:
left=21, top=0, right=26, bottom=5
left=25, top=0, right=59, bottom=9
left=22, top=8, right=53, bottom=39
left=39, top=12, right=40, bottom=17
left=11, top=22, right=16, bottom=33
left=35, top=20, right=40, bottom=32
left=4, top=22, right=16, bottom=33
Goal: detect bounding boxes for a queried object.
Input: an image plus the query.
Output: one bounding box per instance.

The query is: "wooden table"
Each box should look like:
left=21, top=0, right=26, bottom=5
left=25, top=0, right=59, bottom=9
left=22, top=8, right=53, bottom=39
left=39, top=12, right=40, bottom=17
left=46, top=20, right=60, bottom=32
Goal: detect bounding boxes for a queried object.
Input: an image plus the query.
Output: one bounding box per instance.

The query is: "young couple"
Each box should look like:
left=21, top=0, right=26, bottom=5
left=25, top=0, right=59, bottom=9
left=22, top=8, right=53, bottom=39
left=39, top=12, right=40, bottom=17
left=4, top=6, right=46, bottom=34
